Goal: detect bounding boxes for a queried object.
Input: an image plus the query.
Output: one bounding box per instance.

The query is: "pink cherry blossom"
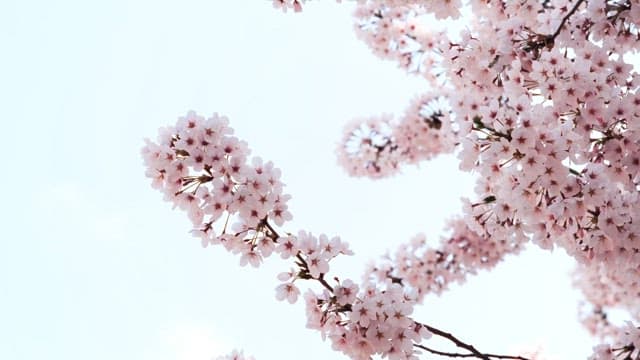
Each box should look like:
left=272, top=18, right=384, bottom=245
left=144, top=1, right=640, bottom=359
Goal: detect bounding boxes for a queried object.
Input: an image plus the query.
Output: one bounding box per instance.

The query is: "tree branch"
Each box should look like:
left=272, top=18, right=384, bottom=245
left=417, top=323, right=532, bottom=360
left=549, top=0, right=586, bottom=41
left=415, top=344, right=477, bottom=358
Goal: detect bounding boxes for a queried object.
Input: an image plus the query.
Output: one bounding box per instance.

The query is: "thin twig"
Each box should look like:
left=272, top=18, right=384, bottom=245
left=414, top=344, right=476, bottom=358
left=550, top=0, right=586, bottom=41
left=295, top=253, right=335, bottom=293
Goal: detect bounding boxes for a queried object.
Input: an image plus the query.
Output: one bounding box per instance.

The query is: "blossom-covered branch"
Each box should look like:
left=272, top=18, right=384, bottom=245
left=347, top=3, right=640, bottom=356
left=142, top=111, right=531, bottom=360
left=144, top=0, right=640, bottom=359
left=337, top=94, right=457, bottom=178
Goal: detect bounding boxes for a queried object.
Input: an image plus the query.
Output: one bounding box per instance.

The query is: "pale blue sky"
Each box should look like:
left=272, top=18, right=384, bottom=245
left=0, top=1, right=592, bottom=359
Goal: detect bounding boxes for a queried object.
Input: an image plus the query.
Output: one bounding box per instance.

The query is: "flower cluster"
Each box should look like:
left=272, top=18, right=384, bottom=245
left=337, top=94, right=456, bottom=178
left=272, top=231, right=431, bottom=360
left=142, top=114, right=431, bottom=360
left=141, top=111, right=292, bottom=266
left=275, top=230, right=353, bottom=304
left=350, top=2, right=640, bottom=357
left=337, top=114, right=399, bottom=178
left=589, top=321, right=640, bottom=360
left=366, top=218, right=523, bottom=302
left=304, top=282, right=431, bottom=360
left=144, top=113, right=532, bottom=360
left=574, top=261, right=640, bottom=341
left=146, top=0, right=640, bottom=359
left=352, top=2, right=448, bottom=79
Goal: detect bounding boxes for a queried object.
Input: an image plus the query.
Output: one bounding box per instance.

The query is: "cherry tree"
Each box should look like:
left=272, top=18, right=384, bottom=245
left=142, top=1, right=640, bottom=359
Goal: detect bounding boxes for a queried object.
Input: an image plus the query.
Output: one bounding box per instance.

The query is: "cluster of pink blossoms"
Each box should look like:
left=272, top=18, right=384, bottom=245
left=143, top=112, right=532, bottom=360
left=141, top=111, right=292, bottom=266
left=574, top=260, right=640, bottom=343
left=303, top=281, right=431, bottom=360
left=274, top=230, right=354, bottom=304
left=276, top=231, right=433, bottom=359
left=145, top=0, right=640, bottom=359
left=366, top=218, right=523, bottom=302
left=347, top=0, right=640, bottom=357
left=589, top=321, right=640, bottom=360
left=141, top=113, right=435, bottom=359
left=337, top=94, right=457, bottom=178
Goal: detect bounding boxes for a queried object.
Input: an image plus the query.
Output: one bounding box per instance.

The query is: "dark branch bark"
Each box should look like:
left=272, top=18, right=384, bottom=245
left=416, top=322, right=532, bottom=360
left=549, top=0, right=586, bottom=41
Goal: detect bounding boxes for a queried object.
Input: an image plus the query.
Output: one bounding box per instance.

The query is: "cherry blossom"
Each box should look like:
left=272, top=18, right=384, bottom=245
left=337, top=94, right=457, bottom=178
left=144, top=112, right=533, bottom=360
left=144, top=0, right=640, bottom=359
left=142, top=111, right=292, bottom=263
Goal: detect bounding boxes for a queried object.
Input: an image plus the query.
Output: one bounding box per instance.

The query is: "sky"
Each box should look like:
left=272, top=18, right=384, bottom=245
left=0, top=1, right=595, bottom=359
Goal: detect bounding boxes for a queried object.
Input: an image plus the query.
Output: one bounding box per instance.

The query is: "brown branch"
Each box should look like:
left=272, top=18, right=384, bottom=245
left=415, top=344, right=476, bottom=358
left=262, top=218, right=280, bottom=240
left=317, top=273, right=334, bottom=293
left=418, top=323, right=532, bottom=360
left=549, top=0, right=586, bottom=41
left=472, top=116, right=512, bottom=141
left=295, top=253, right=335, bottom=293
left=421, top=323, right=488, bottom=360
